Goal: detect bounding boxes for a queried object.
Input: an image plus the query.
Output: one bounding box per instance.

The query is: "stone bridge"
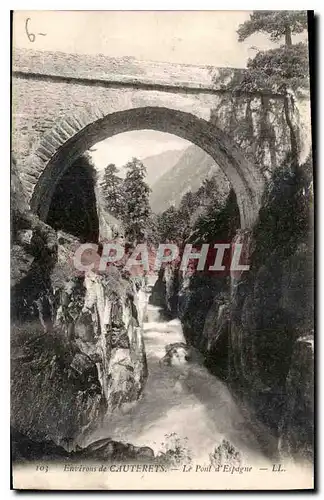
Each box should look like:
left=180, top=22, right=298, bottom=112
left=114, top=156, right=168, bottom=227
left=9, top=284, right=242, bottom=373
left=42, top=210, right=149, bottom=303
left=12, top=48, right=311, bottom=229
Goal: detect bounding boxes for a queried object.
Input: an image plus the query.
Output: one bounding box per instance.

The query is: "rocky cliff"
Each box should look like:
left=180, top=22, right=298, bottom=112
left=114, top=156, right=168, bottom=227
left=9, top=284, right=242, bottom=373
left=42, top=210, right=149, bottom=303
left=152, top=158, right=314, bottom=462
left=226, top=162, right=314, bottom=463
left=11, top=159, right=148, bottom=450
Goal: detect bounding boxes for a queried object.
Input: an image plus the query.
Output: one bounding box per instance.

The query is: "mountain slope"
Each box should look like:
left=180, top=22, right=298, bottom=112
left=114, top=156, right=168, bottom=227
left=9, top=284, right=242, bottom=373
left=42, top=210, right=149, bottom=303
left=142, top=149, right=186, bottom=187
left=150, top=145, right=230, bottom=213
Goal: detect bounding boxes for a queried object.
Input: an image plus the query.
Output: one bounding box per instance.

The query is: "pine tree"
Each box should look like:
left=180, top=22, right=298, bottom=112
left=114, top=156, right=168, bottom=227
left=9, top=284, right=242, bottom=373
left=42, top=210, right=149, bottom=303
left=100, top=163, right=124, bottom=218
left=122, top=158, right=151, bottom=243
left=237, top=11, right=308, bottom=46
left=156, top=205, right=180, bottom=242
left=177, top=190, right=202, bottom=240
left=237, top=10, right=309, bottom=165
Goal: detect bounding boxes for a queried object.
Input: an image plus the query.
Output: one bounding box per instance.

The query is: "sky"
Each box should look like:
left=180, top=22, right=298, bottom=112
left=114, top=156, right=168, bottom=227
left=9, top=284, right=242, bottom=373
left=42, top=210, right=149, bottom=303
left=13, top=11, right=276, bottom=67
left=12, top=11, right=306, bottom=171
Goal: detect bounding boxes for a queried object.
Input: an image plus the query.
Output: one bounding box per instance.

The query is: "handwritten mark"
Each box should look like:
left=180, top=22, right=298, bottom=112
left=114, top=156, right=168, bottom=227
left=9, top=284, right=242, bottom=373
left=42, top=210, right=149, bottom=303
left=25, top=18, right=47, bottom=43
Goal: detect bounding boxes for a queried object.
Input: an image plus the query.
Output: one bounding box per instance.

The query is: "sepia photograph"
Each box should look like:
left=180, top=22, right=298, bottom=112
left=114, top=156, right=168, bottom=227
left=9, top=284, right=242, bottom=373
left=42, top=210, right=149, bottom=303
left=10, top=9, right=314, bottom=490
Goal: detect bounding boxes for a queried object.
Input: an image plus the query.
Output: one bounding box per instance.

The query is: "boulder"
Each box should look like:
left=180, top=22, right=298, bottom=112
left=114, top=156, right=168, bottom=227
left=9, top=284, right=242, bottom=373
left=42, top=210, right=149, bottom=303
left=160, top=342, right=205, bottom=366
left=11, top=428, right=155, bottom=463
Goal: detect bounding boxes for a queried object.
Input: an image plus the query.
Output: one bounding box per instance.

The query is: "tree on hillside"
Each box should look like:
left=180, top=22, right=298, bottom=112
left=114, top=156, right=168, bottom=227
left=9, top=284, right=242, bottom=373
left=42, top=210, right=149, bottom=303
left=196, top=177, right=223, bottom=207
left=122, top=158, right=151, bottom=243
left=153, top=177, right=225, bottom=245
left=156, top=205, right=180, bottom=243
left=176, top=191, right=201, bottom=240
left=189, top=189, right=239, bottom=244
left=236, top=10, right=309, bottom=165
left=101, top=163, right=124, bottom=218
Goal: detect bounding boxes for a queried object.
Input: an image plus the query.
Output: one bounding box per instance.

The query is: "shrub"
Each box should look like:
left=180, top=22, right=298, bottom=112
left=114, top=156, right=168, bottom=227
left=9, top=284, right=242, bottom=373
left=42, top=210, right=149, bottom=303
left=157, top=433, right=192, bottom=467
left=209, top=439, right=242, bottom=467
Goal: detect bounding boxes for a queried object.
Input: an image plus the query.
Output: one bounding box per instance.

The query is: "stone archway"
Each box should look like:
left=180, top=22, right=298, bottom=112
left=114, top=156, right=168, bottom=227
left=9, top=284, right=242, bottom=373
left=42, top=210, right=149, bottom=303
left=28, top=106, right=265, bottom=229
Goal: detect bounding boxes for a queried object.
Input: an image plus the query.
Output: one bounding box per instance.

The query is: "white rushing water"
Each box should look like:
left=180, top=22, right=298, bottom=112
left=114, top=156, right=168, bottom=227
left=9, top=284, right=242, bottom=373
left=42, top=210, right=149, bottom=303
left=85, top=300, right=274, bottom=465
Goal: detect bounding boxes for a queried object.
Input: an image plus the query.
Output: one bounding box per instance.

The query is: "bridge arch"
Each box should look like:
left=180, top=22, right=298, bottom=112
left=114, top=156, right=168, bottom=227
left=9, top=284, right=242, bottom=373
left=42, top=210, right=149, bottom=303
left=28, top=106, right=265, bottom=229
